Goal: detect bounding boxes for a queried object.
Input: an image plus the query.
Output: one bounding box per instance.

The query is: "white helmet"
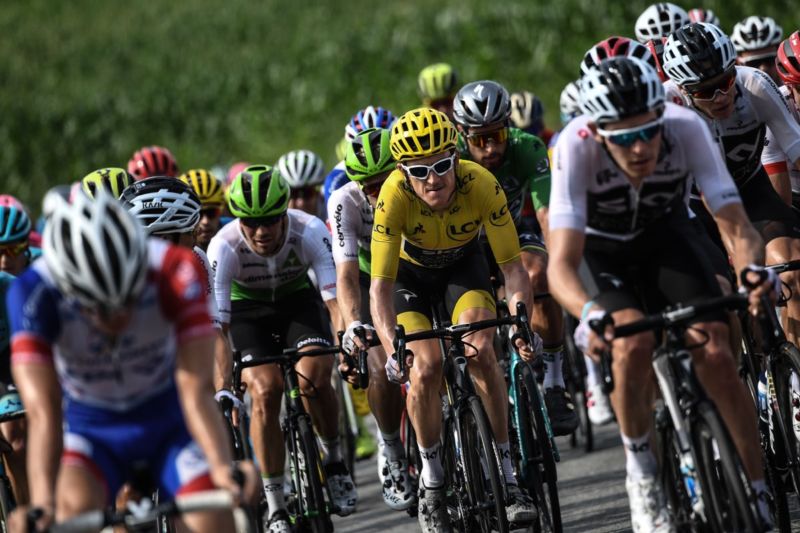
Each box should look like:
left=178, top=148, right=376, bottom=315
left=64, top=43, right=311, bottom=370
left=580, top=37, right=656, bottom=77
left=120, top=176, right=201, bottom=235
left=731, top=16, right=783, bottom=52
left=635, top=2, right=690, bottom=43
left=559, top=81, right=582, bottom=124
left=663, top=23, right=736, bottom=86
left=43, top=189, right=148, bottom=311
left=276, top=150, right=326, bottom=188
left=580, top=57, right=665, bottom=125
left=687, top=8, right=720, bottom=28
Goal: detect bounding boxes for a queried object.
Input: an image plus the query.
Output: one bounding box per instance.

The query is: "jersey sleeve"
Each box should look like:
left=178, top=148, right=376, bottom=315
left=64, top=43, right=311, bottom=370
left=158, top=246, right=215, bottom=344
left=549, top=121, right=592, bottom=233
left=7, top=267, right=60, bottom=366
left=525, top=135, right=552, bottom=211
left=479, top=169, right=521, bottom=265
left=305, top=217, right=338, bottom=301
left=327, top=187, right=360, bottom=265
left=680, top=112, right=742, bottom=214
left=193, top=248, right=221, bottom=330
left=762, top=128, right=790, bottom=175
left=206, top=235, right=238, bottom=325
left=747, top=69, right=800, bottom=164
left=370, top=172, right=406, bottom=280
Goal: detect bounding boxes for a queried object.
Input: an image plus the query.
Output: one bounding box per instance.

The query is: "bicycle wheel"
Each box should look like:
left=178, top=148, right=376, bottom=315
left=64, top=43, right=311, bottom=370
left=456, top=396, right=509, bottom=533
left=290, top=416, right=331, bottom=533
left=0, top=471, right=14, bottom=533
left=400, top=407, right=421, bottom=517
left=515, top=362, right=562, bottom=533
left=334, top=377, right=356, bottom=483
left=771, top=341, right=800, bottom=497
left=690, top=401, right=760, bottom=532
left=653, top=405, right=696, bottom=531
left=563, top=346, right=593, bottom=453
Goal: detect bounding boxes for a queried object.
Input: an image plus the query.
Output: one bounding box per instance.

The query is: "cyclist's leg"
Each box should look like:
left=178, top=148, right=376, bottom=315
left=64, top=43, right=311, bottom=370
left=57, top=432, right=116, bottom=519
left=766, top=235, right=800, bottom=344
left=0, top=419, right=27, bottom=505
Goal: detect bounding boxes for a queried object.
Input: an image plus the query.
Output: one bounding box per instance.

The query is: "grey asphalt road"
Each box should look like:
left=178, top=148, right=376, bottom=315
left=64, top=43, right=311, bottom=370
left=333, top=422, right=632, bottom=533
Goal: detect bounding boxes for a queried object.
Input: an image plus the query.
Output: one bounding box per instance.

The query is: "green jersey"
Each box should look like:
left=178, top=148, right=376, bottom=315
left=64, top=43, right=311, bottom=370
left=458, top=127, right=551, bottom=222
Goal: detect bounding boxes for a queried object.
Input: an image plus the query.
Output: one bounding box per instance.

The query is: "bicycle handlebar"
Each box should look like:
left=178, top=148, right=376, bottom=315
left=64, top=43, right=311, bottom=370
left=237, top=345, right=341, bottom=371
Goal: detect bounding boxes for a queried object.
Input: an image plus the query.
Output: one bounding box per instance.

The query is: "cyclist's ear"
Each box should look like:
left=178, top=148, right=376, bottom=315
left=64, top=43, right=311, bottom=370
left=586, top=121, right=602, bottom=143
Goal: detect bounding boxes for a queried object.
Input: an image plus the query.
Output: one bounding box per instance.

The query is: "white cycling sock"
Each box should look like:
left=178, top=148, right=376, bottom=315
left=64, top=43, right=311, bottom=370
left=621, top=432, right=657, bottom=480
left=497, top=441, right=517, bottom=485
left=318, top=436, right=342, bottom=465
left=380, top=429, right=404, bottom=463
left=419, top=443, right=445, bottom=488
left=584, top=354, right=600, bottom=389
left=543, top=348, right=565, bottom=389
left=262, top=475, right=286, bottom=518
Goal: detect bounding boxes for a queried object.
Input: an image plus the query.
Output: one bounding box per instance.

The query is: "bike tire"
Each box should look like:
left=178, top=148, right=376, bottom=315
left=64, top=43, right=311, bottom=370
left=459, top=395, right=509, bottom=533
left=335, top=377, right=357, bottom=484
left=0, top=472, right=14, bottom=533
left=563, top=314, right=593, bottom=453
left=653, top=405, right=696, bottom=532
left=772, top=341, right=800, bottom=497
left=292, top=416, right=332, bottom=533
left=690, top=401, right=760, bottom=533
left=515, top=362, right=562, bottom=533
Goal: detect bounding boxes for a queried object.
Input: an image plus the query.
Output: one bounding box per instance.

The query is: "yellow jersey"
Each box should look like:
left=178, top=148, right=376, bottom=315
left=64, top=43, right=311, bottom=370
left=371, top=160, right=521, bottom=280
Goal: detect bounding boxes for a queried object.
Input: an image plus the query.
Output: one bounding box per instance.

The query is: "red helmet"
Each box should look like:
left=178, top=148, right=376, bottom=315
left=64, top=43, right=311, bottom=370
left=127, top=145, right=179, bottom=180
left=645, top=37, right=669, bottom=82
left=580, top=36, right=657, bottom=77
left=776, top=31, right=800, bottom=85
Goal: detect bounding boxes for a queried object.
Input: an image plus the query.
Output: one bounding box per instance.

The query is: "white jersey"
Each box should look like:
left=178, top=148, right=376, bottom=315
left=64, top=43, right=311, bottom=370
left=207, top=209, right=337, bottom=324
left=664, top=66, right=800, bottom=186
left=762, top=84, right=800, bottom=193
left=192, top=246, right=221, bottom=329
left=550, top=103, right=741, bottom=241
left=327, top=181, right=374, bottom=269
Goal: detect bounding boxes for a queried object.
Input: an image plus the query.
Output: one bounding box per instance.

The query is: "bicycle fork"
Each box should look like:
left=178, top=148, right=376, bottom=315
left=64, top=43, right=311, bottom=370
left=653, top=349, right=706, bottom=521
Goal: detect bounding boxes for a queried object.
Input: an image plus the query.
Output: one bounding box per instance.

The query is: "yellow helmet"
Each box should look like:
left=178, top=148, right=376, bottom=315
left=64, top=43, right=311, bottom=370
left=390, top=108, right=458, bottom=161
left=179, top=169, right=225, bottom=208
left=418, top=63, right=458, bottom=104
left=81, top=167, right=133, bottom=199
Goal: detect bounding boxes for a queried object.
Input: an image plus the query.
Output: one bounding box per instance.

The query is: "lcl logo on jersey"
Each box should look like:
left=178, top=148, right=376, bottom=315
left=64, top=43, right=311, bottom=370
left=447, top=219, right=480, bottom=241
left=489, top=205, right=510, bottom=226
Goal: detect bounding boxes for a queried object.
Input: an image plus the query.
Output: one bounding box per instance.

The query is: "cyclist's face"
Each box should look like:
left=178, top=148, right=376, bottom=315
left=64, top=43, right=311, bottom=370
left=288, top=187, right=320, bottom=216
left=83, top=305, right=134, bottom=335
left=0, top=241, right=28, bottom=276
left=595, top=111, right=662, bottom=179
left=195, top=207, right=221, bottom=249
left=737, top=49, right=780, bottom=84
left=789, top=84, right=800, bottom=110
left=461, top=124, right=508, bottom=170
left=400, top=151, right=458, bottom=212
left=240, top=214, right=287, bottom=256
left=684, top=69, right=736, bottom=119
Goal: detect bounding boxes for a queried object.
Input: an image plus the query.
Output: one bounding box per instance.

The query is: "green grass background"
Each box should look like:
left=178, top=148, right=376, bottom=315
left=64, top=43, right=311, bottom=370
left=1, top=0, right=796, bottom=209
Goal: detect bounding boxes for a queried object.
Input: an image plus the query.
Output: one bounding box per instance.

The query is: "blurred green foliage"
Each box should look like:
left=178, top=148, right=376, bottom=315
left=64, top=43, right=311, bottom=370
left=0, top=0, right=795, bottom=209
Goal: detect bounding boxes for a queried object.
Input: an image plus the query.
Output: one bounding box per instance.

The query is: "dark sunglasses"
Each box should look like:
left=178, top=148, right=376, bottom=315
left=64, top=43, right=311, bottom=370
left=597, top=119, right=663, bottom=147
left=240, top=214, right=284, bottom=229
left=465, top=128, right=509, bottom=149
left=0, top=241, right=28, bottom=257
left=200, top=207, right=221, bottom=219
left=290, top=187, right=318, bottom=200
left=400, top=153, right=457, bottom=181
left=741, top=54, right=777, bottom=69
left=686, top=69, right=737, bottom=101
left=358, top=177, right=387, bottom=197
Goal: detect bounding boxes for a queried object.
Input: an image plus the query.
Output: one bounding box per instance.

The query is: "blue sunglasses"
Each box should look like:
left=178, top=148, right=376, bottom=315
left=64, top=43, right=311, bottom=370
left=597, top=119, right=663, bottom=147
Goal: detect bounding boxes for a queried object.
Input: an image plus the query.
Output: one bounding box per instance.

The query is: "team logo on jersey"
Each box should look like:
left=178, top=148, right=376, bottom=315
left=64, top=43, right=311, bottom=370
left=446, top=220, right=480, bottom=241
left=410, top=223, right=425, bottom=236
left=374, top=224, right=394, bottom=236
left=535, top=158, right=550, bottom=174
left=397, top=289, right=417, bottom=302
left=282, top=250, right=302, bottom=269
left=449, top=204, right=461, bottom=215
left=489, top=205, right=510, bottom=226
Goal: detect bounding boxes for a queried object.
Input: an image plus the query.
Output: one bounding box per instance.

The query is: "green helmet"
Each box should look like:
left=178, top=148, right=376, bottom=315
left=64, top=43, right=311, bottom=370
left=345, top=128, right=395, bottom=182
left=227, top=165, right=290, bottom=218
left=81, top=167, right=133, bottom=199
left=418, top=63, right=458, bottom=103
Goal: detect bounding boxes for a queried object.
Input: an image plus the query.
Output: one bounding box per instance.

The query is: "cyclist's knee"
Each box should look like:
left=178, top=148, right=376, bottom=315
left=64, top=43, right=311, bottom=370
left=523, top=252, right=548, bottom=293
left=693, top=323, right=737, bottom=376
left=248, top=377, right=283, bottom=416
left=410, top=354, right=443, bottom=390
left=467, top=334, right=498, bottom=372
left=612, top=333, right=655, bottom=375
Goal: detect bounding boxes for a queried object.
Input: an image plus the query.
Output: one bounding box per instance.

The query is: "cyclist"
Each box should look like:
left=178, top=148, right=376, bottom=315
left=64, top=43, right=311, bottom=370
left=0, top=205, right=33, bottom=509
left=328, top=127, right=414, bottom=510
left=6, top=191, right=257, bottom=532
left=452, top=80, right=578, bottom=436
left=80, top=167, right=133, bottom=200
left=509, top=91, right=554, bottom=145
left=547, top=80, right=583, bottom=155
left=179, top=169, right=227, bottom=252
left=662, top=23, right=800, bottom=347
left=207, top=165, right=357, bottom=531
left=417, top=63, right=459, bottom=120
left=370, top=108, right=538, bottom=531
left=634, top=2, right=689, bottom=77
left=550, top=56, right=773, bottom=531
left=687, top=8, right=720, bottom=27
left=580, top=36, right=656, bottom=77
left=323, top=106, right=397, bottom=207
left=731, top=16, right=784, bottom=84
left=127, top=145, right=179, bottom=180
left=762, top=31, right=800, bottom=210
left=276, top=150, right=326, bottom=219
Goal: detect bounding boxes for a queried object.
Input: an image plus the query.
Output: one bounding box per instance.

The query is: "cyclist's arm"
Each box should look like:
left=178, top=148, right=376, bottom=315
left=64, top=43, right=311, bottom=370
left=499, top=258, right=533, bottom=320
left=763, top=126, right=794, bottom=205
left=336, top=260, right=362, bottom=326
left=713, top=203, right=765, bottom=275
left=748, top=69, right=800, bottom=166
left=370, top=277, right=397, bottom=357
left=547, top=229, right=590, bottom=318
left=536, top=206, right=550, bottom=245
left=11, top=360, right=60, bottom=512
left=306, top=216, right=341, bottom=333
left=327, top=189, right=364, bottom=327
left=214, top=330, right=233, bottom=392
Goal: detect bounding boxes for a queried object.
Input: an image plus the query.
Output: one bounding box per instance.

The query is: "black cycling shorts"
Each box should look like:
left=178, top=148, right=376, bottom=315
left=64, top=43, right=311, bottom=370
left=394, top=246, right=496, bottom=332
left=229, top=288, right=332, bottom=358
left=583, top=208, right=725, bottom=324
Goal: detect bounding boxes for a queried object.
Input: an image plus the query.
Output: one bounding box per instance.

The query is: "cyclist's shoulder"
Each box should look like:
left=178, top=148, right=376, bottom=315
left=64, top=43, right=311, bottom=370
left=507, top=127, right=547, bottom=153
left=327, top=180, right=360, bottom=208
